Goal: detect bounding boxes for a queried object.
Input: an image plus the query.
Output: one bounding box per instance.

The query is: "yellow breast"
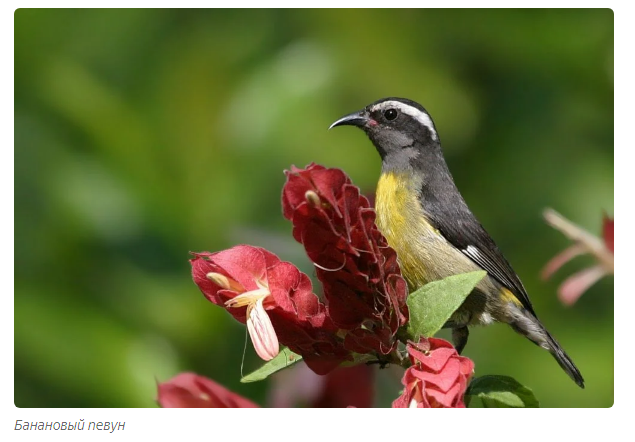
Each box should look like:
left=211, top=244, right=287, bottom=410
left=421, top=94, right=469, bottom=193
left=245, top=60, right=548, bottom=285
left=375, top=172, right=505, bottom=327
left=375, top=172, right=459, bottom=291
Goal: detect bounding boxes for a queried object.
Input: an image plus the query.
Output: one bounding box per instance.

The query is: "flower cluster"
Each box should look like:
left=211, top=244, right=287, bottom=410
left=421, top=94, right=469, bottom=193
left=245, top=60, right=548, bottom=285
left=181, top=163, right=473, bottom=408
left=282, top=164, right=408, bottom=358
left=192, top=164, right=409, bottom=373
left=393, top=339, right=474, bottom=408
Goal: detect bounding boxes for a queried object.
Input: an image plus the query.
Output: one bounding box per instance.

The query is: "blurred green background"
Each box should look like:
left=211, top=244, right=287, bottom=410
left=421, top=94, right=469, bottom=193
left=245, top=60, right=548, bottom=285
left=14, top=8, right=613, bottom=408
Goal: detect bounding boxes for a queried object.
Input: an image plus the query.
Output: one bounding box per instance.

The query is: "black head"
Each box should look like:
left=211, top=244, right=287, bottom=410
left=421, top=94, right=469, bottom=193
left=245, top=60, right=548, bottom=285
left=329, top=97, right=440, bottom=169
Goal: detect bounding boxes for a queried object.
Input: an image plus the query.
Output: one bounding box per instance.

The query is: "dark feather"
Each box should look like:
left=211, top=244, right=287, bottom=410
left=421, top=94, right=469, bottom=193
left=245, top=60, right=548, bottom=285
left=411, top=145, right=537, bottom=316
left=427, top=202, right=535, bottom=315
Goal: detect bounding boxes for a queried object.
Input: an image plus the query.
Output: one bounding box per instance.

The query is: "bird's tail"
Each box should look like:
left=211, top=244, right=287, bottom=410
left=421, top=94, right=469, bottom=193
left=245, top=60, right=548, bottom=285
left=543, top=330, right=585, bottom=388
left=510, top=313, right=585, bottom=388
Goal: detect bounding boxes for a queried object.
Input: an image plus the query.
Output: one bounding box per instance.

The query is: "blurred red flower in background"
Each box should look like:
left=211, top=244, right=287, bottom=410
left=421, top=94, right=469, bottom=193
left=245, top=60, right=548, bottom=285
left=392, top=338, right=474, bottom=408
left=269, top=362, right=374, bottom=408
left=542, top=209, right=614, bottom=306
left=157, top=373, right=258, bottom=408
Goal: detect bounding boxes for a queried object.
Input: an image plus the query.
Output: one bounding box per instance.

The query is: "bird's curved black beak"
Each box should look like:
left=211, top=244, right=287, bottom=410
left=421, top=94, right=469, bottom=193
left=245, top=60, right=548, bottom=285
left=329, top=110, right=368, bottom=130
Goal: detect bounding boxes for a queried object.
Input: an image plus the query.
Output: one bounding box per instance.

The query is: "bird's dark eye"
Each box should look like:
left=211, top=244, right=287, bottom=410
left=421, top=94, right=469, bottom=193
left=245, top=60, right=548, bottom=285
left=384, top=108, right=398, bottom=121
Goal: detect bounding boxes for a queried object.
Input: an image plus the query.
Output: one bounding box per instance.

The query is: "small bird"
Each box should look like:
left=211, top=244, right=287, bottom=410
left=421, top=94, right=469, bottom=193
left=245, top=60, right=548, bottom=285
left=330, top=97, right=584, bottom=388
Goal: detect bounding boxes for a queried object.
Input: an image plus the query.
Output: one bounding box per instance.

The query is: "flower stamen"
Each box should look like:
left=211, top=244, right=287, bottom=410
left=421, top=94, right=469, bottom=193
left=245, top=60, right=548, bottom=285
left=206, top=272, right=245, bottom=292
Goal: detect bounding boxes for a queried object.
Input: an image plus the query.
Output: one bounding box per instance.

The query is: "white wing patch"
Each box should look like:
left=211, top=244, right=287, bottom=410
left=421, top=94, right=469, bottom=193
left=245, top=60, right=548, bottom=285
left=465, top=245, right=481, bottom=260
left=464, top=245, right=497, bottom=276
left=464, top=245, right=512, bottom=294
left=371, top=100, right=438, bottom=140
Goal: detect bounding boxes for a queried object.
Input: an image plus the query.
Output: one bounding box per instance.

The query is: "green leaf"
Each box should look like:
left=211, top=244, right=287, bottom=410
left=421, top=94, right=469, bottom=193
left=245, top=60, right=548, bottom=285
left=466, top=375, right=539, bottom=408
left=406, top=270, right=486, bottom=340
left=240, top=347, right=302, bottom=383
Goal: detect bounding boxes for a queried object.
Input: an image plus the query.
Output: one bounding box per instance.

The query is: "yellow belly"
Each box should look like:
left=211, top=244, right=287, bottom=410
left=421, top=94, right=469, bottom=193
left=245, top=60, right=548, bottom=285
left=375, top=172, right=479, bottom=292
left=375, top=172, right=520, bottom=327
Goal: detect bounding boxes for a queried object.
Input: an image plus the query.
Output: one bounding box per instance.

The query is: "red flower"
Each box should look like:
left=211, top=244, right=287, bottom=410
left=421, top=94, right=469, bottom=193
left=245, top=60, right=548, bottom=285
left=191, top=245, right=351, bottom=374
left=542, top=209, right=614, bottom=306
left=392, top=339, right=474, bottom=408
left=157, top=372, right=258, bottom=408
left=282, top=164, right=408, bottom=359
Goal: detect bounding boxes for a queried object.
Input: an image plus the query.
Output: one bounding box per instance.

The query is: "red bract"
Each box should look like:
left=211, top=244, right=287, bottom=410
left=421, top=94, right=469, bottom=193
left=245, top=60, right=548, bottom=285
left=282, top=164, right=408, bottom=359
left=191, top=245, right=351, bottom=374
left=392, top=339, right=474, bottom=408
left=157, top=372, right=258, bottom=408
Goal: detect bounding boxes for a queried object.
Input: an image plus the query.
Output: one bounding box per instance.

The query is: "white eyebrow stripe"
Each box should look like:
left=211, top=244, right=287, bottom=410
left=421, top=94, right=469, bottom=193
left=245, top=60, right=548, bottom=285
left=371, top=101, right=438, bottom=140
